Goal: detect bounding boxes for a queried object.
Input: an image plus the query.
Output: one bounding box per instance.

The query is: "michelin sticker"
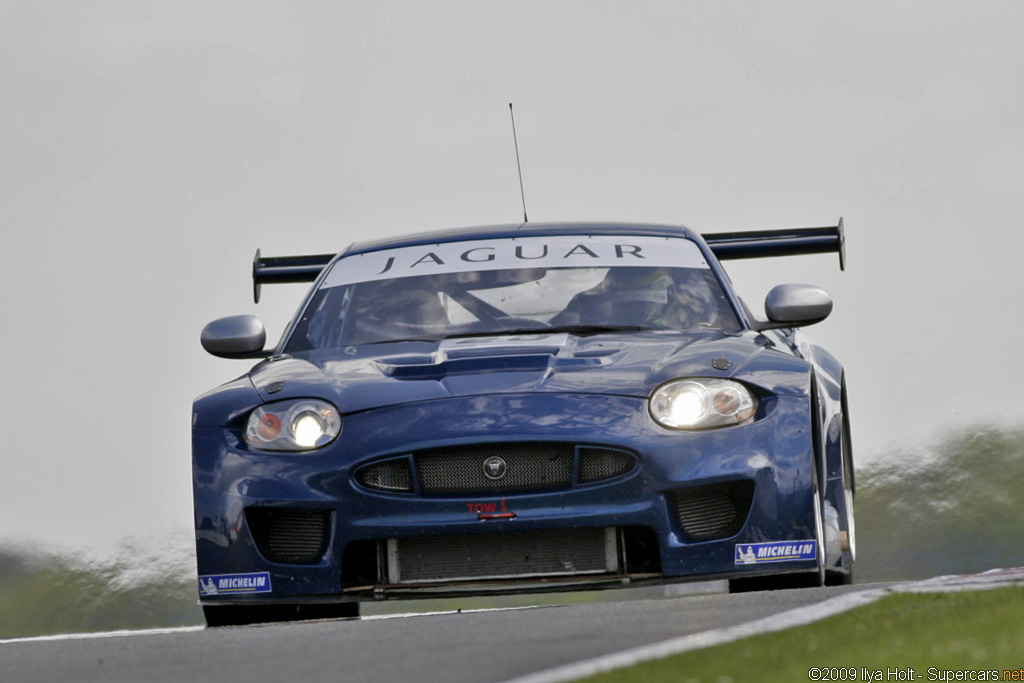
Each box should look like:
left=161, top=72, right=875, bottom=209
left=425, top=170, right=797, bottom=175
left=199, top=572, right=272, bottom=596
left=735, top=540, right=817, bottom=565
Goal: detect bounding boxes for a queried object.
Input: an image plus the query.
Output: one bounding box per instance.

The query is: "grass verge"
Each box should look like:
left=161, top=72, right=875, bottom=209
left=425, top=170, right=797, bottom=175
left=579, top=587, right=1024, bottom=683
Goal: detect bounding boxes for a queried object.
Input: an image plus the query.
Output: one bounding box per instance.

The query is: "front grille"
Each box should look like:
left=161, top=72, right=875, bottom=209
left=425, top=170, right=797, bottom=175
left=246, top=508, right=332, bottom=564
left=357, top=458, right=414, bottom=492
left=669, top=480, right=755, bottom=542
left=388, top=528, right=616, bottom=583
left=416, top=443, right=574, bottom=494
left=578, top=447, right=636, bottom=483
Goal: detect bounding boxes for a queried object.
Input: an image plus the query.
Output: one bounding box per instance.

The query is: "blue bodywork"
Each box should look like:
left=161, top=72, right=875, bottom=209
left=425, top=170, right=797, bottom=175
left=193, top=222, right=853, bottom=609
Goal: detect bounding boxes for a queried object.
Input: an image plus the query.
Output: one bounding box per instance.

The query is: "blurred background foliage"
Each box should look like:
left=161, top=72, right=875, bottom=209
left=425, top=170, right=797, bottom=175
left=3, top=423, right=1023, bottom=639
left=854, top=423, right=1024, bottom=581
left=0, top=534, right=202, bottom=638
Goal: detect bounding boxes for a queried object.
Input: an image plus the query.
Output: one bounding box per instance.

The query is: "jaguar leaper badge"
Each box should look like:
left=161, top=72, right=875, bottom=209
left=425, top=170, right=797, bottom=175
left=483, top=456, right=507, bottom=480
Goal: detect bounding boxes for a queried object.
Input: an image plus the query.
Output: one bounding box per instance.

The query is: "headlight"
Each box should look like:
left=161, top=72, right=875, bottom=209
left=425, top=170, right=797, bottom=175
left=244, top=399, right=342, bottom=451
left=649, top=379, right=758, bottom=430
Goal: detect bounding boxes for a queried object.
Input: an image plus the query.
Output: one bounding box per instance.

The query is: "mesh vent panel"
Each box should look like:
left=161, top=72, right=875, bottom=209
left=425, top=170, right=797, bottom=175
left=578, top=448, right=636, bottom=483
left=246, top=508, right=331, bottom=564
left=416, top=443, right=574, bottom=494
left=669, top=480, right=755, bottom=542
left=392, top=528, right=613, bottom=583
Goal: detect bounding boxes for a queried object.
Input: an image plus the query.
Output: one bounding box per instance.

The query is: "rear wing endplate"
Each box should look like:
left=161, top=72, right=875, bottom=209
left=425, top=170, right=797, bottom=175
left=703, top=217, right=845, bottom=271
left=252, top=249, right=334, bottom=303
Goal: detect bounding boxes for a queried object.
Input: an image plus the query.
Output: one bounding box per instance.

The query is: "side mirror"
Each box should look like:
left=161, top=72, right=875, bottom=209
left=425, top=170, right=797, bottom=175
left=200, top=315, right=269, bottom=358
left=759, top=284, right=833, bottom=330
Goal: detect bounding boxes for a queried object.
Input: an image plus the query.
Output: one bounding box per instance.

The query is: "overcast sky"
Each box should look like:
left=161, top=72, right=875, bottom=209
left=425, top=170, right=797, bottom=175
left=3, top=1, right=1024, bottom=553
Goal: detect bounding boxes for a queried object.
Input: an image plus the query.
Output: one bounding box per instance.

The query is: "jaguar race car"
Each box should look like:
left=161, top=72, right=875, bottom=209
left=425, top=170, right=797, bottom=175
left=193, top=220, right=855, bottom=626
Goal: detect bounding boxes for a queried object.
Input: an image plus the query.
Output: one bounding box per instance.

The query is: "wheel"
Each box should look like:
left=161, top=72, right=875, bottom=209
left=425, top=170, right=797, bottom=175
left=203, top=602, right=360, bottom=627
left=825, top=459, right=855, bottom=585
left=810, top=462, right=827, bottom=587
left=826, top=379, right=856, bottom=586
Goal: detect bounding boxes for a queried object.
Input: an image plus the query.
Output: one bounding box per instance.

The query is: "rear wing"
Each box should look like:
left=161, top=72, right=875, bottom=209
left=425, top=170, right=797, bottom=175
left=252, top=249, right=334, bottom=303
left=250, top=218, right=846, bottom=302
left=703, top=217, right=845, bottom=271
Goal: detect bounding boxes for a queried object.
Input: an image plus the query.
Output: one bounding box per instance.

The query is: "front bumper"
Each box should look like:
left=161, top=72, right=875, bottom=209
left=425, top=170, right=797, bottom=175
left=192, top=392, right=818, bottom=603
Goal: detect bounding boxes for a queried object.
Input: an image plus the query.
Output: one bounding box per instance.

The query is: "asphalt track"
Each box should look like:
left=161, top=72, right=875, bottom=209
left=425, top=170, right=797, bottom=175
left=9, top=568, right=1024, bottom=683
left=2, top=582, right=876, bottom=683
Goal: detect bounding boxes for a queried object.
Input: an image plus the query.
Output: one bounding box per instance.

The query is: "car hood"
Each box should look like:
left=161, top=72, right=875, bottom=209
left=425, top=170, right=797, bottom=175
left=249, top=331, right=810, bottom=414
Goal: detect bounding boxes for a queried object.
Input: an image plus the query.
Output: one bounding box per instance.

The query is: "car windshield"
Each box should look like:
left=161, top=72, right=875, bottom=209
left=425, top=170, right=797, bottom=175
left=285, top=235, right=741, bottom=351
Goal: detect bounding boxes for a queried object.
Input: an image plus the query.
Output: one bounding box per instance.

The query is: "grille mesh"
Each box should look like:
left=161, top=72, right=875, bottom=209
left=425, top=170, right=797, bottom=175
left=578, top=448, right=636, bottom=483
left=416, top=443, right=574, bottom=494
left=357, top=459, right=414, bottom=492
left=392, top=528, right=612, bottom=583
left=246, top=508, right=331, bottom=564
left=670, top=480, right=755, bottom=541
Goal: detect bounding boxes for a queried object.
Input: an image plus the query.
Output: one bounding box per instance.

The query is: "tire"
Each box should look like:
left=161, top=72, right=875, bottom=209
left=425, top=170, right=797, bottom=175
left=826, top=379, right=856, bottom=586
left=203, top=602, right=360, bottom=627
left=824, top=457, right=855, bottom=586
left=810, top=462, right=827, bottom=587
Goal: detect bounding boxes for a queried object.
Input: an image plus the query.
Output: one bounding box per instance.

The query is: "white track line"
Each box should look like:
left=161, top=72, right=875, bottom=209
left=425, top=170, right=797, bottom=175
left=500, top=568, right=1024, bottom=683
left=499, top=589, right=889, bottom=683
left=0, top=626, right=205, bottom=645
left=363, top=605, right=546, bottom=620
left=0, top=605, right=544, bottom=645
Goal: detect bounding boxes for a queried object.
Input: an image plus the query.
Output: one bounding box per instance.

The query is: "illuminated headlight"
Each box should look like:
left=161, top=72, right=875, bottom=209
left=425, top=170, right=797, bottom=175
left=244, top=399, right=342, bottom=451
left=649, top=379, right=758, bottom=430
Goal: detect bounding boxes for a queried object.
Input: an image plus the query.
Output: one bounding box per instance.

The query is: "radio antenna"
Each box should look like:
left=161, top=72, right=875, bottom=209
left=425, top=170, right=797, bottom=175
left=509, top=103, right=528, bottom=223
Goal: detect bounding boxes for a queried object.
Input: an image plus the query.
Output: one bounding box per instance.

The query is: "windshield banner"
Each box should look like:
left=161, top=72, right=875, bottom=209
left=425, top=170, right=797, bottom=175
left=324, top=235, right=708, bottom=287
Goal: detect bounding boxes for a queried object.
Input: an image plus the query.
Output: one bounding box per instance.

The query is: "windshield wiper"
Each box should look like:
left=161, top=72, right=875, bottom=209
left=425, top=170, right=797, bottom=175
left=441, top=324, right=655, bottom=340
left=353, top=325, right=659, bottom=346
left=543, top=324, right=655, bottom=335
left=357, top=337, right=444, bottom=345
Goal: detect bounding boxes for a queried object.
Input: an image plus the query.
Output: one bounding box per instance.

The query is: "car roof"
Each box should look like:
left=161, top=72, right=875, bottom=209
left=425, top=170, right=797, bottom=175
left=343, top=221, right=702, bottom=256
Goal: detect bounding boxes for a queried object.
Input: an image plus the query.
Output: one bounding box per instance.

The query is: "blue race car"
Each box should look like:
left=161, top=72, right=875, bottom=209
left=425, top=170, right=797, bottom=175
left=193, top=220, right=855, bottom=626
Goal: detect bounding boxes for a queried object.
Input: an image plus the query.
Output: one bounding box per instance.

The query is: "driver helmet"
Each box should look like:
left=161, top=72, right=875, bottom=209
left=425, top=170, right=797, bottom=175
left=600, top=267, right=675, bottom=325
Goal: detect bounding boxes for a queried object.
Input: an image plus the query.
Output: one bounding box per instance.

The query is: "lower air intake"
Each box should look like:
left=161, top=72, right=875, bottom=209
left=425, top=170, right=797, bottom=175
left=246, top=508, right=332, bottom=564
left=669, top=480, right=755, bottom=542
left=388, top=528, right=617, bottom=583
